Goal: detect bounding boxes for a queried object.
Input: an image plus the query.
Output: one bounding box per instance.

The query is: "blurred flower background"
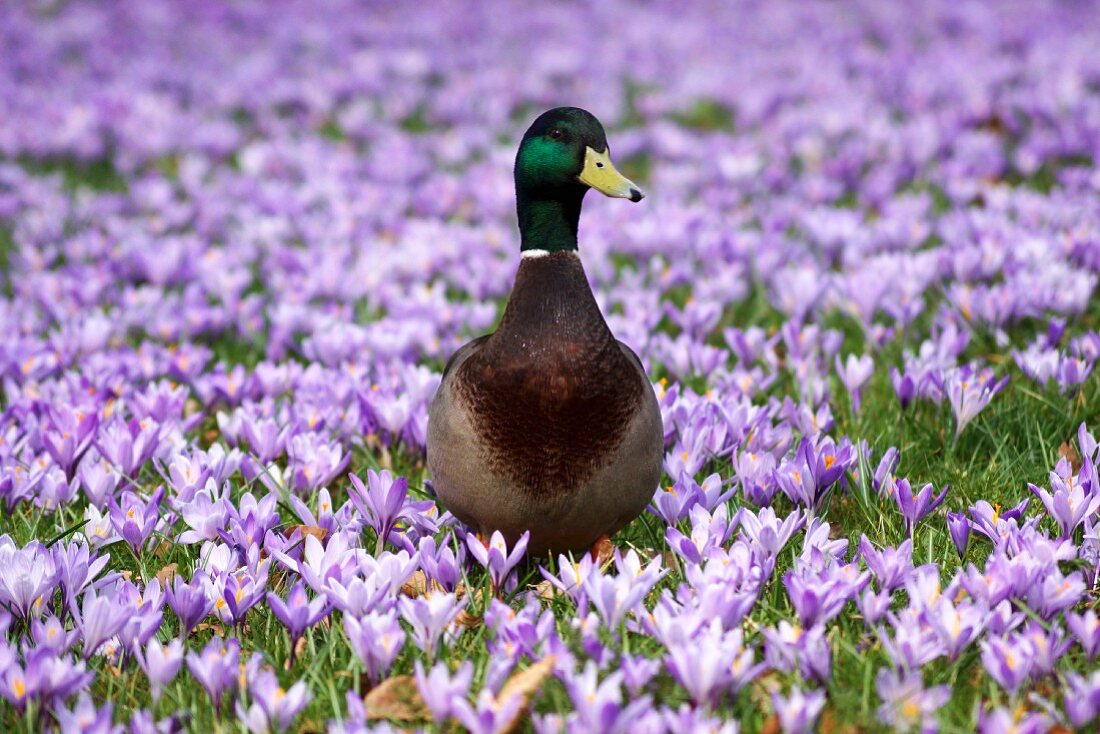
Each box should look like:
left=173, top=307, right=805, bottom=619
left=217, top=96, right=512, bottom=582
left=2, top=0, right=1100, bottom=731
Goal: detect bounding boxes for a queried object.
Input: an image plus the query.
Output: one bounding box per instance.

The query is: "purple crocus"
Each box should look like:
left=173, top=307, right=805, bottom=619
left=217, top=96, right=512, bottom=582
left=1028, top=472, right=1100, bottom=538
left=136, top=638, right=184, bottom=702
left=267, top=582, right=329, bottom=667
left=942, top=364, right=1008, bottom=438
left=165, top=571, right=214, bottom=637
left=835, top=353, right=873, bottom=412
left=41, top=406, right=99, bottom=481
left=185, top=637, right=240, bottom=713
left=95, top=417, right=162, bottom=479
left=344, top=609, right=405, bottom=683
left=466, top=530, right=530, bottom=592
left=452, top=688, right=526, bottom=734
left=237, top=668, right=312, bottom=734
left=771, top=687, right=825, bottom=734
left=347, top=469, right=410, bottom=554
left=1067, top=609, right=1100, bottom=661
left=980, top=635, right=1032, bottom=694
left=945, top=512, right=970, bottom=558
left=73, top=588, right=130, bottom=659
left=108, top=487, right=165, bottom=552
left=979, top=706, right=1052, bottom=734
left=399, top=592, right=467, bottom=656
left=414, top=659, right=473, bottom=724
left=54, top=693, right=118, bottom=734
left=1063, top=671, right=1100, bottom=729
left=0, top=539, right=58, bottom=620
left=858, top=536, right=913, bottom=592
left=892, top=478, right=948, bottom=536
left=875, top=668, right=949, bottom=733
left=562, top=661, right=652, bottom=733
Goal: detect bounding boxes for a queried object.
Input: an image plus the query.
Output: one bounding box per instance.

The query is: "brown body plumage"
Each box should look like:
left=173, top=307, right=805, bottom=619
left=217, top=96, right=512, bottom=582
left=428, top=251, right=662, bottom=556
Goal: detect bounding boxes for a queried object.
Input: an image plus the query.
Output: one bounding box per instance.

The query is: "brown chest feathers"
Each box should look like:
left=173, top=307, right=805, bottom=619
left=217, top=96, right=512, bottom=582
left=455, top=251, right=644, bottom=497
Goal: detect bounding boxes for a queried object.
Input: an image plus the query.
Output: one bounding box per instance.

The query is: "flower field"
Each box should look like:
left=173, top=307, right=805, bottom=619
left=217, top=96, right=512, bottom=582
left=3, top=1, right=1100, bottom=731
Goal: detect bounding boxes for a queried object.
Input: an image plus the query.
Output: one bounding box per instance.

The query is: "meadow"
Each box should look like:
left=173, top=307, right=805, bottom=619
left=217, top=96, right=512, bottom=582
left=2, top=1, right=1100, bottom=731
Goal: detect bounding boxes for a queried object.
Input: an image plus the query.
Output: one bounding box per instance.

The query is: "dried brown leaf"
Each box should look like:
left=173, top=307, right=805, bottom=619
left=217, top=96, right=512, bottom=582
left=364, top=675, right=428, bottom=722
left=534, top=580, right=557, bottom=603
left=591, top=537, right=615, bottom=567
left=401, top=570, right=429, bottom=598
left=155, top=563, right=178, bottom=586
left=760, top=714, right=781, bottom=734
left=495, top=656, right=556, bottom=734
left=285, top=525, right=327, bottom=542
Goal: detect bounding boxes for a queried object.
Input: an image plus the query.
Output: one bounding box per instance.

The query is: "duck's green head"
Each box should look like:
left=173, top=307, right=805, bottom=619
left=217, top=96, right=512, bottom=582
left=516, top=107, right=644, bottom=202
left=514, top=107, right=644, bottom=253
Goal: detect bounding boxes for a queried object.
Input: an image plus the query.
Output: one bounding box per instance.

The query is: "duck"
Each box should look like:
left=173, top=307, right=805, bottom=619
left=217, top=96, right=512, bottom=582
left=427, top=107, right=663, bottom=557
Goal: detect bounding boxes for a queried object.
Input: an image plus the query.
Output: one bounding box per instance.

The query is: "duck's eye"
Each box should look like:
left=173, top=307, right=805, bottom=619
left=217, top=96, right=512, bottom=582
left=596, top=162, right=604, bottom=168
left=549, top=128, right=563, bottom=140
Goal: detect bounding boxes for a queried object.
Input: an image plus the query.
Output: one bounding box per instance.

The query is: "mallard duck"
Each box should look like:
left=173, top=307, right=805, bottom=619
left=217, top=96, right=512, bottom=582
left=427, top=107, right=663, bottom=557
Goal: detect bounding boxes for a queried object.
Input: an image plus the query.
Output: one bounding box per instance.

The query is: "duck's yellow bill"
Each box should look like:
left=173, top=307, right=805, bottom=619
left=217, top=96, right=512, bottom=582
left=577, top=147, right=645, bottom=202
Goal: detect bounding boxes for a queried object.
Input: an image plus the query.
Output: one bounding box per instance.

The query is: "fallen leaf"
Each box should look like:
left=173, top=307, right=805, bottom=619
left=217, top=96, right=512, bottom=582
left=534, top=580, right=557, bottom=603
left=591, top=536, right=615, bottom=566
left=285, top=525, right=327, bottom=542
left=155, top=563, right=178, bottom=585
left=495, top=656, right=556, bottom=734
left=365, top=675, right=428, bottom=722
left=760, top=714, right=781, bottom=734
left=455, top=609, right=483, bottom=630
left=401, top=570, right=429, bottom=598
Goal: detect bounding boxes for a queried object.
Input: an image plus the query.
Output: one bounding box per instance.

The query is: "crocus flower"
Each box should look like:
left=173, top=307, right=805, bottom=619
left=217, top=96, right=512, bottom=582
left=344, top=610, right=405, bottom=683
left=237, top=668, right=311, bottom=734
left=942, top=364, right=1008, bottom=438
left=95, top=417, right=162, bottom=478
left=771, top=687, right=825, bottom=734
left=0, top=539, right=58, bottom=620
left=41, top=406, right=99, bottom=481
left=1028, top=473, right=1100, bottom=538
left=584, top=552, right=663, bottom=629
left=73, top=588, right=130, bottom=659
left=165, top=571, right=214, bottom=637
left=835, top=353, right=873, bottom=412
left=55, top=693, right=119, bottom=734
left=399, top=592, right=466, bottom=656
left=267, top=582, right=329, bottom=666
left=875, top=668, right=949, bottom=733
left=466, top=530, right=529, bottom=591
left=186, top=637, right=241, bottom=713
left=978, top=706, right=1052, bottom=734
left=452, top=688, right=526, bottom=734
left=945, top=512, right=970, bottom=558
left=892, top=478, right=947, bottom=536
left=1067, top=609, right=1100, bottom=661
left=414, top=659, right=473, bottom=723
left=347, top=469, right=410, bottom=554
left=136, top=638, right=184, bottom=702
left=980, top=636, right=1032, bottom=694
left=1063, top=670, right=1100, bottom=729
left=858, top=536, right=913, bottom=592
left=108, top=487, right=165, bottom=552
left=418, top=535, right=464, bottom=592
left=560, top=660, right=652, bottom=733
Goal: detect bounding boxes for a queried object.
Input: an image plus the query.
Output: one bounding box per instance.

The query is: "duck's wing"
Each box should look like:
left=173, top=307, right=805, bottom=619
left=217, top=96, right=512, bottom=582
left=441, top=334, right=490, bottom=380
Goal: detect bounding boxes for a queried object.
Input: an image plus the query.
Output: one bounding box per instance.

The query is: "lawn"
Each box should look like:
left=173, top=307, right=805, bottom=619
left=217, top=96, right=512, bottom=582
left=2, top=1, right=1100, bottom=732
